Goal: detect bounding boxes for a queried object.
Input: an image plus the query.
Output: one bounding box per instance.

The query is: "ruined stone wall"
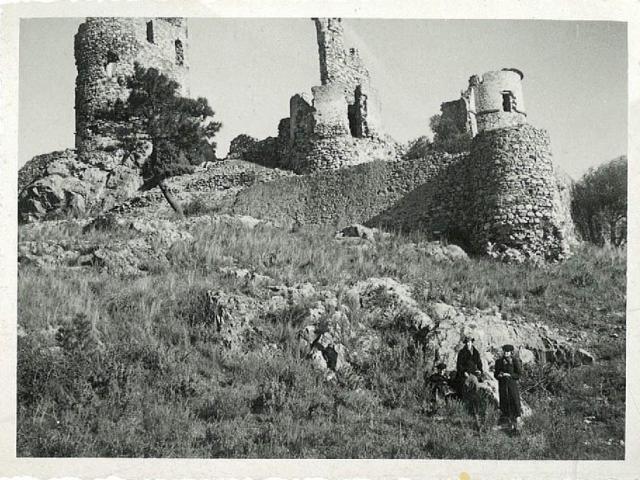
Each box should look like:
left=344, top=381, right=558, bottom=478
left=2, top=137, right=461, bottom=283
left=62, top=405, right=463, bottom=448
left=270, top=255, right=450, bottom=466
left=310, top=84, right=352, bottom=138
left=231, top=124, right=574, bottom=260
left=441, top=68, right=527, bottom=137
left=465, top=125, right=569, bottom=259
left=230, top=156, right=438, bottom=228
left=474, top=69, right=526, bottom=133
left=353, top=83, right=382, bottom=138
left=283, top=136, right=401, bottom=174
left=440, top=98, right=470, bottom=134
left=313, top=18, right=370, bottom=102
left=74, top=17, right=189, bottom=165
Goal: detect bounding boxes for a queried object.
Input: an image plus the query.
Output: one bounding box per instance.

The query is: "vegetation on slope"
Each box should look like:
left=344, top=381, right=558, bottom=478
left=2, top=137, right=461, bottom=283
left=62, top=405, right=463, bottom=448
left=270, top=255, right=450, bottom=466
left=571, top=156, right=627, bottom=246
left=17, top=219, right=625, bottom=458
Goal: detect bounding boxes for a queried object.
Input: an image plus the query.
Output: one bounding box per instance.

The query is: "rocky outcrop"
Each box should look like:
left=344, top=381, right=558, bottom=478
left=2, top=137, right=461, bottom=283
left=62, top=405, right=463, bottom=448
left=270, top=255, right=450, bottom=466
left=18, top=213, right=272, bottom=275
left=18, top=149, right=143, bottom=223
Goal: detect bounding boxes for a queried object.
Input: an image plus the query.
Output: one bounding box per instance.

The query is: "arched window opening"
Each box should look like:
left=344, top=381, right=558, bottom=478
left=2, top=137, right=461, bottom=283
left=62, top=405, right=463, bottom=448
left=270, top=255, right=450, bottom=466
left=105, top=51, right=119, bottom=78
left=146, top=21, right=154, bottom=43
left=175, top=39, right=184, bottom=65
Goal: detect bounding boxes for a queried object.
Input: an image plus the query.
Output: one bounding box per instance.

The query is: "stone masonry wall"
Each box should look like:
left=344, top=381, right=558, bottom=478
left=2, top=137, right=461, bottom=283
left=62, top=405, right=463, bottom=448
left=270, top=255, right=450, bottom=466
left=441, top=69, right=527, bottom=137
left=231, top=124, right=573, bottom=260
left=75, top=17, right=189, bottom=165
left=464, top=125, right=569, bottom=258
left=313, top=18, right=370, bottom=103
left=283, top=135, right=401, bottom=174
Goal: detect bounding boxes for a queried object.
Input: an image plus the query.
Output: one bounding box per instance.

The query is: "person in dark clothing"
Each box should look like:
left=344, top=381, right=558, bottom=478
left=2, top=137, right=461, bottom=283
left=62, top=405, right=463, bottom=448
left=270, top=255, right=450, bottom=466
left=425, top=362, right=453, bottom=412
left=455, top=336, right=485, bottom=429
left=494, top=344, right=523, bottom=433
left=455, top=336, right=483, bottom=394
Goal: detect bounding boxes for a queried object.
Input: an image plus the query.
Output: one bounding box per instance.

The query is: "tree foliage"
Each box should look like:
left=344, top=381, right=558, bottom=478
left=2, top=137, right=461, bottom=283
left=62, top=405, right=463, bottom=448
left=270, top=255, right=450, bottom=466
left=111, top=63, right=222, bottom=216
left=571, top=156, right=627, bottom=246
left=429, top=113, right=472, bottom=154
left=404, top=136, right=432, bottom=160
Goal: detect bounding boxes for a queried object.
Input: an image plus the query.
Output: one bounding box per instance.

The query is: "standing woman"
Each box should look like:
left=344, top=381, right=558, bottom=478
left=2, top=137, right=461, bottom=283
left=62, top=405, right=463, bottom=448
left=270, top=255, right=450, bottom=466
left=494, top=344, right=523, bottom=433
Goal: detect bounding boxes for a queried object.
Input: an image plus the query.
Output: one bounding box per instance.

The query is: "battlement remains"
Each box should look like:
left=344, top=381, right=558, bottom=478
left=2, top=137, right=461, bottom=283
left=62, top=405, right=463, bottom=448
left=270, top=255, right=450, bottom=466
left=440, top=68, right=527, bottom=137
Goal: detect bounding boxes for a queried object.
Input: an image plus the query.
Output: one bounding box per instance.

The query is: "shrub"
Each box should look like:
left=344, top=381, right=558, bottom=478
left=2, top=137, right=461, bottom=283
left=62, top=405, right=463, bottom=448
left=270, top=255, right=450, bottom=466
left=429, top=113, right=472, bottom=154
left=571, top=156, right=627, bottom=246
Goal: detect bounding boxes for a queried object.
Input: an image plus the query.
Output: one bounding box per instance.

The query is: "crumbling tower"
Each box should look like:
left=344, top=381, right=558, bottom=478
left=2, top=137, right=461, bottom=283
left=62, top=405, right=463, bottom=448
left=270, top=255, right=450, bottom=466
left=74, top=17, right=189, bottom=164
left=233, top=17, right=398, bottom=174
left=472, top=68, right=526, bottom=133
left=311, top=17, right=381, bottom=138
left=440, top=68, right=527, bottom=138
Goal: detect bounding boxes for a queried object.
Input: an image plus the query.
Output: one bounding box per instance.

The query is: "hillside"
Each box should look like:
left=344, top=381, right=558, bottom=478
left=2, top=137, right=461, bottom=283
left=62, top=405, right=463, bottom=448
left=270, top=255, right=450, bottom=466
left=17, top=212, right=625, bottom=459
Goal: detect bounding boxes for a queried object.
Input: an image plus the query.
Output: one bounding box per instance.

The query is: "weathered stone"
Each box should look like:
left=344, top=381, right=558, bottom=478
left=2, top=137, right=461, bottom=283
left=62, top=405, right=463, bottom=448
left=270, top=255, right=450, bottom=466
left=204, top=290, right=259, bottom=348
left=574, top=348, right=595, bottom=365
left=75, top=18, right=189, bottom=164
left=337, top=224, right=378, bottom=241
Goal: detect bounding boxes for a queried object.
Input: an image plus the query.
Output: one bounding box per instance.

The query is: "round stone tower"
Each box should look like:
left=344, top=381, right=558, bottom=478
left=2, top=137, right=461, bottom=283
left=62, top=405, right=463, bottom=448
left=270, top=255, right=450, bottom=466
left=474, top=68, right=526, bottom=133
left=466, top=124, right=571, bottom=260
left=74, top=17, right=189, bottom=164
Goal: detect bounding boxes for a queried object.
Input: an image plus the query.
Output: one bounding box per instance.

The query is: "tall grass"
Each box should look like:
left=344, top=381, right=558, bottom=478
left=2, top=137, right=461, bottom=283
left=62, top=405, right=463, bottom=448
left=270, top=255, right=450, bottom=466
left=17, top=218, right=626, bottom=458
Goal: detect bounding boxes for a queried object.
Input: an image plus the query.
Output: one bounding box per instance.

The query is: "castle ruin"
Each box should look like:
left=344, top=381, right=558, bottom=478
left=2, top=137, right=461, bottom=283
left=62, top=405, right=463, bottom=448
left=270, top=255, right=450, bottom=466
left=74, top=17, right=189, bottom=165
left=234, top=18, right=398, bottom=174
left=440, top=68, right=527, bottom=137
left=19, top=16, right=575, bottom=261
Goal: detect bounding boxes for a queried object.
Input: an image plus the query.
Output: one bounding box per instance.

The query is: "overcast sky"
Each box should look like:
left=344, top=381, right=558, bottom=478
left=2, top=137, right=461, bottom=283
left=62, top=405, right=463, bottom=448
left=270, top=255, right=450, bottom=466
left=19, top=18, right=626, bottom=179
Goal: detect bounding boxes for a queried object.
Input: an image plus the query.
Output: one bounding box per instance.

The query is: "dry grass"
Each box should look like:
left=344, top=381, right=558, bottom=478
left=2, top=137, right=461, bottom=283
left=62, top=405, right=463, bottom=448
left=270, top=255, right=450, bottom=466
left=17, top=218, right=626, bottom=458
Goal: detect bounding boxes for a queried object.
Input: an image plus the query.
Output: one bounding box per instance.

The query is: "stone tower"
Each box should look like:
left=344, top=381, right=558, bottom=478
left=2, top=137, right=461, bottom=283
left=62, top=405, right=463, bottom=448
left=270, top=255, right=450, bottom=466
left=470, top=68, right=527, bottom=133
left=312, top=17, right=381, bottom=138
left=440, top=68, right=527, bottom=138
left=74, top=17, right=189, bottom=164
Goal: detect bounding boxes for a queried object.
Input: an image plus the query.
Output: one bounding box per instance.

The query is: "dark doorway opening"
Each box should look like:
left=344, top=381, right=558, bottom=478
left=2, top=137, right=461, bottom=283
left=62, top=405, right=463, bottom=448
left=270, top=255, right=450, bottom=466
left=502, top=92, right=513, bottom=112
left=347, top=104, right=358, bottom=137
left=175, top=40, right=184, bottom=65
left=105, top=51, right=119, bottom=78
left=146, top=21, right=154, bottom=43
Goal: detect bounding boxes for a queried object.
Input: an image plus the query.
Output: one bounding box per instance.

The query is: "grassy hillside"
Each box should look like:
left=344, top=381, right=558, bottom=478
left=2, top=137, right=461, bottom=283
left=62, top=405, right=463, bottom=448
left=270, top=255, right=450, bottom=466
left=17, top=217, right=626, bottom=458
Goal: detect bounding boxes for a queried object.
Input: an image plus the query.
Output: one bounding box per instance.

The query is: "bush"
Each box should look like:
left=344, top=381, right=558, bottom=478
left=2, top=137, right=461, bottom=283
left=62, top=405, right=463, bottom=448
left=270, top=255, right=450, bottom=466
left=429, top=113, right=472, bottom=154
left=404, top=136, right=432, bottom=159
left=571, top=156, right=627, bottom=246
left=182, top=196, right=218, bottom=217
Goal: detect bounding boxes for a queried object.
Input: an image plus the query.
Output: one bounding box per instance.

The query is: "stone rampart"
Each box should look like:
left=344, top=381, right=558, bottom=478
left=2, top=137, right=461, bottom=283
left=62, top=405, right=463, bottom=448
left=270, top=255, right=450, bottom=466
left=231, top=124, right=573, bottom=260
left=465, top=125, right=568, bottom=258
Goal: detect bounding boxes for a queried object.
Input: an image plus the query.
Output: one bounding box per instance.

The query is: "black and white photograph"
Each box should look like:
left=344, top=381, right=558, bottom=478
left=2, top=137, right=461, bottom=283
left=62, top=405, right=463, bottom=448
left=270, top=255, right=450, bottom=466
left=1, top=0, right=638, bottom=477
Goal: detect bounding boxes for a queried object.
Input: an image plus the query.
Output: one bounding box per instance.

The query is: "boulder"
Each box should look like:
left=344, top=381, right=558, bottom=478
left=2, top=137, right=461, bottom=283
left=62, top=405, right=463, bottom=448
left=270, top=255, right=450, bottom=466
left=204, top=290, right=259, bottom=348
left=18, top=148, right=144, bottom=223
left=346, top=277, right=435, bottom=332
left=399, top=241, right=469, bottom=262
left=18, top=149, right=77, bottom=193
left=18, top=174, right=91, bottom=222
left=420, top=303, right=578, bottom=373
left=574, top=348, right=595, bottom=365
left=337, top=224, right=380, bottom=242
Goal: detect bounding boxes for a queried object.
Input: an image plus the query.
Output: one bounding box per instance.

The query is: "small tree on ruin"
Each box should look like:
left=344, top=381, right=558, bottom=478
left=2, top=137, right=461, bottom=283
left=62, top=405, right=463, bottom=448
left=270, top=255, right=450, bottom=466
left=112, top=63, right=221, bottom=217
left=429, top=113, right=472, bottom=154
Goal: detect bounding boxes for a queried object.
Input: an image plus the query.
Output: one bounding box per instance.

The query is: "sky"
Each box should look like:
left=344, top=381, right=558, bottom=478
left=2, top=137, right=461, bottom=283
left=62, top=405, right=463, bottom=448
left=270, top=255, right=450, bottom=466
left=19, top=18, right=627, bottom=179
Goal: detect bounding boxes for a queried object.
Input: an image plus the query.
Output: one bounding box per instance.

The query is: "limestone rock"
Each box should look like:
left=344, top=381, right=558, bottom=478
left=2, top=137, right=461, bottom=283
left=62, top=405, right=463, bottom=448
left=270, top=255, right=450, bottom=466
left=77, top=246, right=141, bottom=276
left=574, top=348, right=595, bottom=365
left=18, top=148, right=144, bottom=223
left=347, top=277, right=435, bottom=332
left=337, top=224, right=381, bottom=242
left=218, top=266, right=274, bottom=286
left=204, top=290, right=259, bottom=348
left=420, top=304, right=578, bottom=373
left=19, top=174, right=91, bottom=223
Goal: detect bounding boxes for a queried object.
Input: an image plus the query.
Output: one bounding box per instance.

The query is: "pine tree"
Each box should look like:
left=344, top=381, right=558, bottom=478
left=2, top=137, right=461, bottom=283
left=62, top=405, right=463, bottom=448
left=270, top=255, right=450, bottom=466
left=112, top=63, right=221, bottom=217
